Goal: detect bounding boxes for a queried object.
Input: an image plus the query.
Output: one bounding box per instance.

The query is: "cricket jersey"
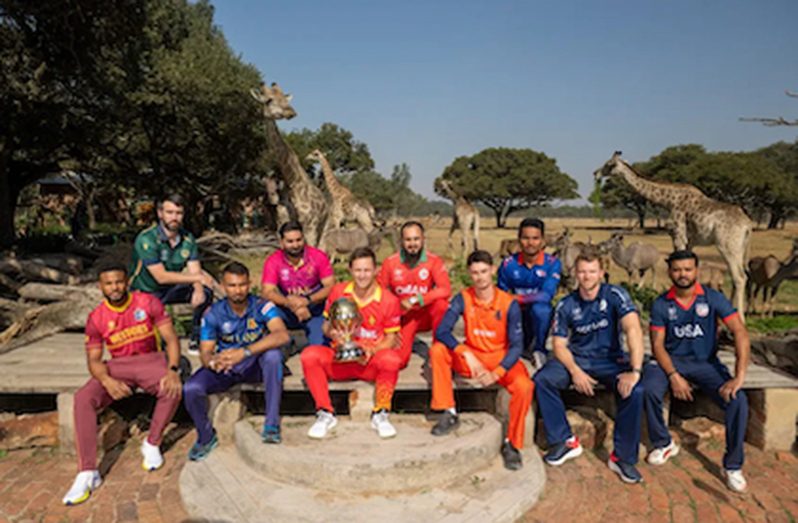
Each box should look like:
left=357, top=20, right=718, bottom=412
left=261, top=246, right=333, bottom=298
left=436, top=287, right=523, bottom=373
left=85, top=291, right=171, bottom=358
left=377, top=249, right=451, bottom=306
left=129, top=223, right=199, bottom=293
left=324, top=282, right=401, bottom=345
left=649, top=284, right=737, bottom=362
left=551, top=284, right=637, bottom=363
left=200, top=295, right=284, bottom=352
left=498, top=251, right=562, bottom=305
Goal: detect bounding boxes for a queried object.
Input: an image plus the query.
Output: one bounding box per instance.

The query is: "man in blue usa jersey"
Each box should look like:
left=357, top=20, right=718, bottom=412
left=498, top=218, right=561, bottom=369
left=534, top=249, right=646, bottom=484
left=183, top=262, right=290, bottom=460
left=642, top=250, right=750, bottom=493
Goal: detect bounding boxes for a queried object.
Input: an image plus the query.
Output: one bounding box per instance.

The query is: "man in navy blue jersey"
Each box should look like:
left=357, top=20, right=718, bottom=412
left=642, top=250, right=750, bottom=493
left=534, top=249, right=646, bottom=484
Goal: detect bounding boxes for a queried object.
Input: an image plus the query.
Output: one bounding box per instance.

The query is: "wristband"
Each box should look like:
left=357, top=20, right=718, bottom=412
left=243, top=347, right=253, bottom=358
left=417, top=293, right=424, bottom=307
left=632, top=367, right=642, bottom=375
left=666, top=370, right=677, bottom=378
left=169, top=365, right=180, bottom=373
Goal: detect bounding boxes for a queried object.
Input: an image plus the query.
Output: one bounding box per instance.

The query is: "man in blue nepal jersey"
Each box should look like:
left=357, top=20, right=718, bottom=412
left=497, top=218, right=561, bottom=369
left=183, top=262, right=290, bottom=461
left=642, top=250, right=750, bottom=493
left=533, top=249, right=646, bottom=484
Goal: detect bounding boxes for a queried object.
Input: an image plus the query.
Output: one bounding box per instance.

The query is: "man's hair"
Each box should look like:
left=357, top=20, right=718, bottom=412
left=349, top=246, right=376, bottom=266
left=279, top=221, right=304, bottom=238
left=467, top=249, right=493, bottom=267
left=400, top=220, right=425, bottom=236
left=222, top=261, right=250, bottom=278
left=666, top=250, right=699, bottom=267
left=518, top=217, right=545, bottom=237
left=574, top=246, right=605, bottom=270
left=96, top=259, right=128, bottom=277
left=158, top=193, right=185, bottom=209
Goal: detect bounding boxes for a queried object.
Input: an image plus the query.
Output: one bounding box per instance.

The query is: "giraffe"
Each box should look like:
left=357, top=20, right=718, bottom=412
left=250, top=82, right=327, bottom=246
left=436, top=179, right=480, bottom=257
left=305, top=149, right=378, bottom=233
left=594, top=151, right=752, bottom=318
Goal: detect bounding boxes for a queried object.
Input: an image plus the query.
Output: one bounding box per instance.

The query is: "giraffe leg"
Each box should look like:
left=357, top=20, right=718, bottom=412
left=473, top=214, right=480, bottom=250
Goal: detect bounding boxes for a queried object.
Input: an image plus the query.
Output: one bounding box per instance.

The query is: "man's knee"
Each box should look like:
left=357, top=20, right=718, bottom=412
left=375, top=349, right=402, bottom=371
left=533, top=363, right=562, bottom=389
left=727, top=389, right=748, bottom=411
left=182, top=376, right=207, bottom=400
left=300, top=345, right=325, bottom=368
left=429, top=342, right=449, bottom=361
left=511, top=375, right=534, bottom=399
left=74, top=382, right=100, bottom=408
left=260, top=349, right=283, bottom=367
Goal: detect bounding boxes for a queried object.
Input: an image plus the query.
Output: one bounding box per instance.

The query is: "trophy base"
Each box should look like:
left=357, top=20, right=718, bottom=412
left=334, top=346, right=365, bottom=363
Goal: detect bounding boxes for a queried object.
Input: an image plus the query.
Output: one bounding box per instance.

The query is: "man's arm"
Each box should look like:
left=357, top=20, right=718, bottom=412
left=247, top=317, right=291, bottom=354
left=87, top=348, right=132, bottom=400
left=496, top=260, right=511, bottom=292
left=534, top=257, right=562, bottom=304
left=719, top=314, right=750, bottom=401
left=650, top=326, right=693, bottom=401
left=434, top=294, right=465, bottom=350
left=552, top=335, right=598, bottom=396
left=617, top=312, right=643, bottom=399
left=146, top=262, right=206, bottom=286
left=497, top=300, right=523, bottom=375
left=262, top=284, right=291, bottom=308
left=307, top=275, right=335, bottom=306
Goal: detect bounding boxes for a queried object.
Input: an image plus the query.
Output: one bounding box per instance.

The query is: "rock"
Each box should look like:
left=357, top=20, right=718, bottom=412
left=678, top=416, right=725, bottom=442
left=0, top=411, right=59, bottom=449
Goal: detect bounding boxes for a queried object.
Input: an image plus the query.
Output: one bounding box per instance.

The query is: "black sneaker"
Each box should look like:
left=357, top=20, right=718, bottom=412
left=501, top=441, right=523, bottom=471
left=187, top=339, right=200, bottom=356
left=543, top=436, right=583, bottom=466
left=607, top=453, right=643, bottom=484
left=430, top=411, right=460, bottom=436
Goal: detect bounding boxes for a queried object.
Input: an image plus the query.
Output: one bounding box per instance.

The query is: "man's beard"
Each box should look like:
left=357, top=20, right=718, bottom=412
left=228, top=295, right=248, bottom=305
left=673, top=277, right=696, bottom=289
left=162, top=220, right=180, bottom=232
left=104, top=290, right=128, bottom=306
left=285, top=246, right=304, bottom=258
left=402, top=247, right=421, bottom=263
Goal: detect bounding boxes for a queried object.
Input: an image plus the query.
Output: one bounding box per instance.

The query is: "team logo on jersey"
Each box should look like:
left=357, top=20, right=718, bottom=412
left=107, top=320, right=116, bottom=330
left=668, top=306, right=678, bottom=321
left=222, top=321, right=234, bottom=334
left=513, top=270, right=521, bottom=278
left=134, top=308, right=147, bottom=321
left=181, top=248, right=190, bottom=258
left=260, top=302, right=274, bottom=315
left=599, top=299, right=607, bottom=312
left=368, top=315, right=376, bottom=326
left=495, top=310, right=502, bottom=320
left=247, top=318, right=257, bottom=330
left=160, top=249, right=169, bottom=261
left=142, top=241, right=150, bottom=251
left=536, top=269, right=547, bottom=278
left=419, top=268, right=429, bottom=280
left=696, top=303, right=709, bottom=318
left=572, top=306, right=582, bottom=321
left=674, top=324, right=705, bottom=338
left=280, top=269, right=290, bottom=279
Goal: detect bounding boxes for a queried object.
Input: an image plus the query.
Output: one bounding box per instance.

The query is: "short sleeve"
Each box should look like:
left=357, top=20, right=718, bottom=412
left=256, top=300, right=283, bottom=324
left=551, top=299, right=570, bottom=338
left=383, top=294, right=402, bottom=333
left=323, top=285, right=342, bottom=318
left=134, top=233, right=160, bottom=266
left=710, top=290, right=737, bottom=322
left=261, top=253, right=280, bottom=286
left=187, top=236, right=199, bottom=261
left=147, top=295, right=170, bottom=327
left=84, top=312, right=103, bottom=351
left=610, top=286, right=637, bottom=318
left=199, top=308, right=218, bottom=342
left=649, top=298, right=666, bottom=330
left=315, top=249, right=334, bottom=280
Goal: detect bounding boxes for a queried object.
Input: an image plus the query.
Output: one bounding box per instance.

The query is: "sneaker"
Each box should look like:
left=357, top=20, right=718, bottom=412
left=501, top=440, right=523, bottom=471
left=431, top=411, right=460, bottom=436
left=531, top=351, right=548, bottom=373
left=261, top=425, right=282, bottom=444
left=187, top=339, right=200, bottom=356
left=188, top=433, right=219, bottom=461
left=608, top=453, right=643, bottom=484
left=371, top=409, right=397, bottom=439
left=308, top=410, right=337, bottom=439
left=141, top=439, right=164, bottom=471
left=725, top=469, right=747, bottom=493
left=62, top=470, right=102, bottom=506
left=647, top=440, right=680, bottom=466
left=543, top=436, right=583, bottom=466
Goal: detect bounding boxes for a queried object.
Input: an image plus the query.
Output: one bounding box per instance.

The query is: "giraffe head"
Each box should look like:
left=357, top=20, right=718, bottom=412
left=593, top=151, right=625, bottom=181
left=305, top=149, right=325, bottom=163
left=435, top=178, right=456, bottom=199
left=250, top=82, right=297, bottom=120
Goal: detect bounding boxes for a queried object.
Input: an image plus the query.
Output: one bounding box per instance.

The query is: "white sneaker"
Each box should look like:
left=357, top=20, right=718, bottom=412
left=62, top=470, right=102, bottom=506
left=308, top=410, right=337, bottom=439
left=647, top=440, right=680, bottom=465
left=141, top=440, right=164, bottom=471
left=371, top=410, right=397, bottom=439
left=725, top=469, right=747, bottom=493
left=532, top=351, right=548, bottom=373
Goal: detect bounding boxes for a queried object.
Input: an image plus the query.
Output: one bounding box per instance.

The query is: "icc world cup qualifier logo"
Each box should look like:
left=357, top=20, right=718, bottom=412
left=329, top=298, right=366, bottom=362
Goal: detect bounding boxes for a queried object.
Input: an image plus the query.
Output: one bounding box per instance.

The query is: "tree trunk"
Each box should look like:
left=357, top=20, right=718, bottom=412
left=767, top=211, right=782, bottom=230
left=637, top=210, right=645, bottom=229
left=0, top=148, right=17, bottom=250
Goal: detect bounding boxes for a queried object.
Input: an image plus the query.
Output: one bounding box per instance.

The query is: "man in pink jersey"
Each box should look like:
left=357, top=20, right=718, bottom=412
left=62, top=261, right=182, bottom=506
left=262, top=221, right=335, bottom=351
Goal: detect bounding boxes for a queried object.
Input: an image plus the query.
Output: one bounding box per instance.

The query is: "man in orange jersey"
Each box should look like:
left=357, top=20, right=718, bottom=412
left=301, top=247, right=403, bottom=439
left=378, top=221, right=451, bottom=366
left=429, top=250, right=533, bottom=470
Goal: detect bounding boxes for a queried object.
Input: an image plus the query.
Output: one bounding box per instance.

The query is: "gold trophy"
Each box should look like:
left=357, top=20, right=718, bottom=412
left=329, top=297, right=365, bottom=362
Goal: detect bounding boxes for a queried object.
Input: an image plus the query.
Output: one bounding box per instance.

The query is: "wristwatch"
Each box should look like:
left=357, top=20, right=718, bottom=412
left=243, top=347, right=253, bottom=358
left=169, top=364, right=180, bottom=373
left=631, top=367, right=642, bottom=375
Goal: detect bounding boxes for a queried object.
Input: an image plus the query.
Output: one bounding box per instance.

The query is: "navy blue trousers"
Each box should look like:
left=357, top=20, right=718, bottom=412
left=534, top=358, right=644, bottom=464
left=153, top=284, right=213, bottom=343
left=183, top=350, right=283, bottom=445
left=277, top=303, right=327, bottom=355
left=522, top=302, right=553, bottom=356
left=642, top=358, right=748, bottom=470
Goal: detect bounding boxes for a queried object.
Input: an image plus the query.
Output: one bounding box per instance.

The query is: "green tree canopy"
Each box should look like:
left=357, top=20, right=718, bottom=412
left=437, top=147, right=578, bottom=227
left=285, top=122, right=375, bottom=177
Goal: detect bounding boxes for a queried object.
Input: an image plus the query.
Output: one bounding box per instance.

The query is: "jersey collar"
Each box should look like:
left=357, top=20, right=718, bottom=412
left=156, top=222, right=183, bottom=247
left=224, top=295, right=256, bottom=318
left=104, top=292, right=133, bottom=313
left=665, top=283, right=705, bottom=311
left=469, top=286, right=500, bottom=310
left=281, top=248, right=307, bottom=269
left=516, top=250, right=545, bottom=268
left=344, top=281, right=382, bottom=307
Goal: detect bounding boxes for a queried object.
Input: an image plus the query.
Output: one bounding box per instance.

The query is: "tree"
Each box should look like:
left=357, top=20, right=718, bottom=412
left=438, top=148, right=578, bottom=228
left=590, top=174, right=657, bottom=228
left=285, top=122, right=375, bottom=178
left=740, top=90, right=798, bottom=127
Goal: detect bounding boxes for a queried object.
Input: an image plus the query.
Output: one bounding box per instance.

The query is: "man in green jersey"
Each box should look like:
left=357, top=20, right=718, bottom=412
left=130, top=194, right=216, bottom=354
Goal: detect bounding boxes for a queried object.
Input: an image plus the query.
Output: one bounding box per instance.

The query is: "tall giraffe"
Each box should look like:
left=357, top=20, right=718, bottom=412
left=306, top=149, right=377, bottom=233
left=250, top=82, right=327, bottom=246
left=436, top=179, right=480, bottom=256
left=594, top=151, right=752, bottom=318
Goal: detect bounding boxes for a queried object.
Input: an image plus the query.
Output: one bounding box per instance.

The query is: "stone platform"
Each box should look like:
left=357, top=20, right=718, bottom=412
left=180, top=413, right=546, bottom=523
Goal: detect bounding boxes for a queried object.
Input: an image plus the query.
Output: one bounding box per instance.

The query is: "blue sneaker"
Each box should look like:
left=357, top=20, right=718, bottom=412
left=188, top=433, right=219, bottom=461
left=543, top=436, right=583, bottom=466
left=261, top=425, right=282, bottom=444
left=607, top=453, right=643, bottom=484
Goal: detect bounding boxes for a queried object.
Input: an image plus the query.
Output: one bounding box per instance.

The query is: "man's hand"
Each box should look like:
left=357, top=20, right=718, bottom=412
left=159, top=370, right=182, bottom=399
left=198, top=272, right=216, bottom=288
left=571, top=367, right=598, bottom=397
left=295, top=306, right=311, bottom=322
left=101, top=377, right=133, bottom=401
left=462, top=350, right=487, bottom=380
left=719, top=377, right=744, bottom=403
left=477, top=370, right=500, bottom=387
left=669, top=372, right=694, bottom=401
left=286, top=295, right=309, bottom=311
left=357, top=341, right=376, bottom=365
left=216, top=348, right=246, bottom=372
left=400, top=298, right=415, bottom=311
left=190, top=285, right=206, bottom=308
left=616, top=371, right=640, bottom=399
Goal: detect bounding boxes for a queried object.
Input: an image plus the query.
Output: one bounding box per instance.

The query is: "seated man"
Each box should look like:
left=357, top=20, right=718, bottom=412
left=643, top=250, right=750, bottom=493
left=63, top=261, right=182, bottom=506
left=183, top=262, right=290, bottom=459
left=378, top=220, right=451, bottom=366
left=534, top=250, right=645, bottom=484
left=129, top=194, right=216, bottom=354
left=429, top=250, right=533, bottom=471
left=261, top=221, right=335, bottom=351
left=301, top=247, right=403, bottom=439
left=497, top=218, right=561, bottom=369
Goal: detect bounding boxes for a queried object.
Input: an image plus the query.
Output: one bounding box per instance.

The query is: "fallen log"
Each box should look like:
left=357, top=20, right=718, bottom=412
left=0, top=257, right=79, bottom=285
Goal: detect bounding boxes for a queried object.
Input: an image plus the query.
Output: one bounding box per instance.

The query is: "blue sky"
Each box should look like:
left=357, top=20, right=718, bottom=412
left=212, top=1, right=798, bottom=201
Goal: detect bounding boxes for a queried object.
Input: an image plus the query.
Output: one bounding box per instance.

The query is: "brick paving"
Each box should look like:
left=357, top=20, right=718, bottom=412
left=0, top=421, right=796, bottom=522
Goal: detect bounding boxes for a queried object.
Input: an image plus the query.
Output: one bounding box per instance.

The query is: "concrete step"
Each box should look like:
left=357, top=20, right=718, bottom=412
left=180, top=441, right=546, bottom=523
left=234, top=413, right=502, bottom=494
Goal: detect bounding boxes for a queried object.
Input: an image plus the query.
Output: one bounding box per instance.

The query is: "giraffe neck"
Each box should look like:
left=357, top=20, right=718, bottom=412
left=318, top=153, right=347, bottom=195
left=263, top=119, right=310, bottom=188
left=615, top=163, right=679, bottom=208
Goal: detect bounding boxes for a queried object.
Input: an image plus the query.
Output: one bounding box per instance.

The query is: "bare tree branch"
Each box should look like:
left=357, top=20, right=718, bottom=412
left=740, top=89, right=798, bottom=127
